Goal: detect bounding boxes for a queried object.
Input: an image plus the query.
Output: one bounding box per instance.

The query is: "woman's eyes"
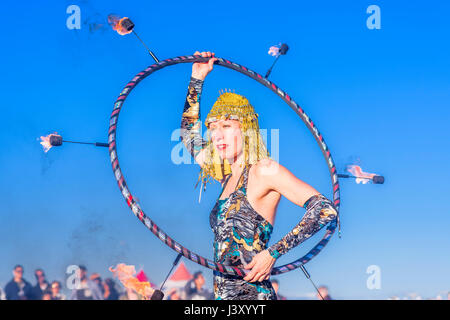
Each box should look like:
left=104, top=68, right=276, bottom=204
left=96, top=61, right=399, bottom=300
left=210, top=124, right=231, bottom=132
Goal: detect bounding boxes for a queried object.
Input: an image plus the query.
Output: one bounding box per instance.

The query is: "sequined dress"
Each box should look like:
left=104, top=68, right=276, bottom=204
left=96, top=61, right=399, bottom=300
left=209, top=164, right=277, bottom=300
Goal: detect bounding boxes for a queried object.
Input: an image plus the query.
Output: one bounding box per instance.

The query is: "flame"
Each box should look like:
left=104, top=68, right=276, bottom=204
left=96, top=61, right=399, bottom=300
left=108, top=14, right=133, bottom=35
left=268, top=45, right=280, bottom=57
left=346, top=165, right=377, bottom=184
left=39, top=132, right=58, bottom=153
left=109, top=263, right=154, bottom=299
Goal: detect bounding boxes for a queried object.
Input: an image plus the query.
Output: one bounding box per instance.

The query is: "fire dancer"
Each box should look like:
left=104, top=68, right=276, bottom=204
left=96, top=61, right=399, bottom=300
left=180, top=51, right=338, bottom=300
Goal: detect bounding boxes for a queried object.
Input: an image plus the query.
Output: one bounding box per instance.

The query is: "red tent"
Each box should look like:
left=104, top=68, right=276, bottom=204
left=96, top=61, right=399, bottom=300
left=137, top=269, right=157, bottom=289
left=169, top=262, right=193, bottom=281
left=163, top=261, right=193, bottom=290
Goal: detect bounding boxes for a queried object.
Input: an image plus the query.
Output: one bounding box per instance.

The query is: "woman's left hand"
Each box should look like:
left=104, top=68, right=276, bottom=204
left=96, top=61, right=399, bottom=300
left=243, top=250, right=276, bottom=282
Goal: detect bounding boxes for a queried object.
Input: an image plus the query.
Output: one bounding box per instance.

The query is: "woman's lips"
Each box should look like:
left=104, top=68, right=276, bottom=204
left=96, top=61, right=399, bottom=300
left=217, top=144, right=227, bottom=151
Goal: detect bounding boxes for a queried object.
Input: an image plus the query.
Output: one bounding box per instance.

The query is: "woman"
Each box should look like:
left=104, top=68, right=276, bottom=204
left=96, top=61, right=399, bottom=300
left=180, top=51, right=338, bottom=300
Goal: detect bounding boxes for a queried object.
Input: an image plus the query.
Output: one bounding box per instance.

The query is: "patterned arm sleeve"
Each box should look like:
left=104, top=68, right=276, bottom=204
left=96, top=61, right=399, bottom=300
left=180, top=76, right=208, bottom=158
left=267, top=194, right=338, bottom=259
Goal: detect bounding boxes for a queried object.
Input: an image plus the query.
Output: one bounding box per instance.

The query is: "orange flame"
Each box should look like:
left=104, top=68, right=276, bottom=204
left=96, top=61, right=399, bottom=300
left=39, top=132, right=58, bottom=153
left=346, top=165, right=377, bottom=184
left=108, top=15, right=133, bottom=35
left=109, top=263, right=154, bottom=299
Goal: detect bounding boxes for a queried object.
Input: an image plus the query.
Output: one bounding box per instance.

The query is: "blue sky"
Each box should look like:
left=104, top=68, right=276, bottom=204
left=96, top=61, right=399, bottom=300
left=0, top=0, right=449, bottom=299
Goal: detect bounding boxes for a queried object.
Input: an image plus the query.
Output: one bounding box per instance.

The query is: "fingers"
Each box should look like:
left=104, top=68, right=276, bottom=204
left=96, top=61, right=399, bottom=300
left=209, top=56, right=218, bottom=67
left=243, top=265, right=257, bottom=281
left=243, top=261, right=254, bottom=281
left=193, top=51, right=216, bottom=59
left=244, top=264, right=269, bottom=283
left=244, top=255, right=270, bottom=282
left=245, top=270, right=268, bottom=283
left=256, top=268, right=271, bottom=282
left=256, top=273, right=267, bottom=283
left=243, top=271, right=254, bottom=282
left=244, top=271, right=260, bottom=282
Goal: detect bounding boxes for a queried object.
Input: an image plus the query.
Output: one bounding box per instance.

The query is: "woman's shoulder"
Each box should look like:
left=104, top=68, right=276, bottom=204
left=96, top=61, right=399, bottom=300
left=249, top=159, right=285, bottom=196
left=252, top=158, right=282, bottom=177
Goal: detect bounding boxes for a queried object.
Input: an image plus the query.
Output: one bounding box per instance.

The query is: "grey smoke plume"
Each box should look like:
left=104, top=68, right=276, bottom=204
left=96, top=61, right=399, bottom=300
left=66, top=207, right=130, bottom=271
left=40, top=150, right=55, bottom=175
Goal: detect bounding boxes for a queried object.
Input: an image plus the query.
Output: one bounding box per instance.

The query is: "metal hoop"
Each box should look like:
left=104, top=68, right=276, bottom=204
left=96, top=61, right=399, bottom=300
left=108, top=55, right=340, bottom=276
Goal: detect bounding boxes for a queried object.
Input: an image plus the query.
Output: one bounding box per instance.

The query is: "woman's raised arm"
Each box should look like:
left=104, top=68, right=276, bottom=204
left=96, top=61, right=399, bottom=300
left=180, top=51, right=217, bottom=167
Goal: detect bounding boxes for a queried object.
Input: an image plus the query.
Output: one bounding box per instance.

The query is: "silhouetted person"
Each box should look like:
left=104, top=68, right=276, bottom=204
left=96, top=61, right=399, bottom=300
left=33, top=268, right=50, bottom=300
left=4, top=265, right=34, bottom=300
left=69, top=265, right=103, bottom=300
left=90, top=273, right=104, bottom=295
left=103, top=278, right=120, bottom=300
left=184, top=271, right=213, bottom=300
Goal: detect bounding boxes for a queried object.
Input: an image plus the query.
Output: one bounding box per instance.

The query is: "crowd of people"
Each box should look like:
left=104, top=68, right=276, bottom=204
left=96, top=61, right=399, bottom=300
left=4, top=263, right=447, bottom=300
left=1, top=264, right=293, bottom=300
left=1, top=264, right=121, bottom=300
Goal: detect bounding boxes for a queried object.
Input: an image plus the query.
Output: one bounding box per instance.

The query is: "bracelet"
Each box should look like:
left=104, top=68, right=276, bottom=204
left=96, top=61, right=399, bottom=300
left=267, top=247, right=281, bottom=259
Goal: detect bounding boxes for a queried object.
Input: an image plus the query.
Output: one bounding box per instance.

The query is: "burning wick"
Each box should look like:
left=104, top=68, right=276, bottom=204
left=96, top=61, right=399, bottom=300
left=39, top=133, right=109, bottom=152
left=109, top=263, right=155, bottom=300
left=338, top=165, right=385, bottom=184
left=39, top=133, right=60, bottom=153
left=338, top=173, right=384, bottom=184
left=107, top=15, right=134, bottom=35
left=107, top=14, right=159, bottom=63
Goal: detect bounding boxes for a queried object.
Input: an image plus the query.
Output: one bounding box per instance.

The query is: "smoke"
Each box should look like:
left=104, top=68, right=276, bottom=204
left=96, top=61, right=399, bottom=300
left=77, top=0, right=109, bottom=34
left=40, top=147, right=55, bottom=175
left=66, top=207, right=130, bottom=273
left=83, top=12, right=109, bottom=34
left=334, top=154, right=362, bottom=178
left=340, top=154, right=363, bottom=173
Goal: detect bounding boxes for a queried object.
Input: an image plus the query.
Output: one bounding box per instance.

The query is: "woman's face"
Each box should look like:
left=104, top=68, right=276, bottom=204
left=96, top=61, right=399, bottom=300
left=209, top=119, right=243, bottom=161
